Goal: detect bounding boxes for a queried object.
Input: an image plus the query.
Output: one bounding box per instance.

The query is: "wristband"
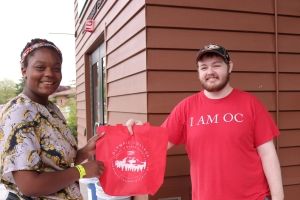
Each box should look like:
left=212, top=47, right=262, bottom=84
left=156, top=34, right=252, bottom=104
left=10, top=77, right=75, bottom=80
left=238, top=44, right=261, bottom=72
left=75, top=164, right=86, bottom=179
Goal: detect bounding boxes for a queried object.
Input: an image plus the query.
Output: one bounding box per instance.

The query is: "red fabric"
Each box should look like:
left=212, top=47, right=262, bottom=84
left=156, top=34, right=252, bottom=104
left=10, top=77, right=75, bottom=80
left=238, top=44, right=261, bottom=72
left=162, top=89, right=279, bottom=200
left=96, top=123, right=168, bottom=196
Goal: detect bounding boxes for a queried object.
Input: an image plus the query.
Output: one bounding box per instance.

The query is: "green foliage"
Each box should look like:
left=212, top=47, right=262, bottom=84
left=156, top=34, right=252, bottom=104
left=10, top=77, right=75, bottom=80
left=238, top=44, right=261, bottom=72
left=66, top=97, right=77, bottom=138
left=15, top=78, right=25, bottom=95
left=0, top=79, right=17, bottom=104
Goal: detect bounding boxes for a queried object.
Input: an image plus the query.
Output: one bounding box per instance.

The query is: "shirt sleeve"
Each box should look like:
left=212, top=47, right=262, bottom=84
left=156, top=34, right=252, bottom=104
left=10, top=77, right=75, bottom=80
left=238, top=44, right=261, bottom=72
left=161, top=100, right=187, bottom=145
left=252, top=97, right=280, bottom=147
left=1, top=103, right=41, bottom=183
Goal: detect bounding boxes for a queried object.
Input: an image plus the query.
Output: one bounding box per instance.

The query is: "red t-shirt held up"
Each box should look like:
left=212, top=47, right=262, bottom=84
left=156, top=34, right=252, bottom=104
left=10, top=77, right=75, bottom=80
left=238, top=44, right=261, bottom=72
left=96, top=123, right=168, bottom=196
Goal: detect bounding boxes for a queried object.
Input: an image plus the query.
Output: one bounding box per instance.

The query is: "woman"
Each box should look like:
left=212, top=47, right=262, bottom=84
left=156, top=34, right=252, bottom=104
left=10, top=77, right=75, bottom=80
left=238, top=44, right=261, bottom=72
left=0, top=38, right=104, bottom=199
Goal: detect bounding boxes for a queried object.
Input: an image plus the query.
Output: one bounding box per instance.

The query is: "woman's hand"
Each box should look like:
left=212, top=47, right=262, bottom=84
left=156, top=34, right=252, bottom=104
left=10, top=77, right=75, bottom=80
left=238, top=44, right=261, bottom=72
left=82, top=160, right=105, bottom=178
left=76, top=133, right=105, bottom=164
left=125, top=119, right=143, bottom=135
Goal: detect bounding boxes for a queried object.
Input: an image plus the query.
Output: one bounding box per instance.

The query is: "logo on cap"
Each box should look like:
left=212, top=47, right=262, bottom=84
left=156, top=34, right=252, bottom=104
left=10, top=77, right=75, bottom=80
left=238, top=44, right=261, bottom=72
left=203, top=44, right=220, bottom=50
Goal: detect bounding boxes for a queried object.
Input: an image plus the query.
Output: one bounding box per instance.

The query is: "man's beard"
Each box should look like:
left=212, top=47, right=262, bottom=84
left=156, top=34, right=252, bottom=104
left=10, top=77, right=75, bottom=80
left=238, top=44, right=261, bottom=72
left=200, top=73, right=230, bottom=92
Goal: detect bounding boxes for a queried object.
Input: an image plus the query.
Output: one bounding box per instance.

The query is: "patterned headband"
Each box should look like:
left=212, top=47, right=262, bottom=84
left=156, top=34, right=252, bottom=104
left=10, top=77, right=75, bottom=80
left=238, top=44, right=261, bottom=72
left=20, top=42, right=62, bottom=64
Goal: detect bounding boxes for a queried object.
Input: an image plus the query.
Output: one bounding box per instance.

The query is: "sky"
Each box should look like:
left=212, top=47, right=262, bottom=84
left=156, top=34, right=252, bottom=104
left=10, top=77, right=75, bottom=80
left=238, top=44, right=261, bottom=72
left=0, top=0, right=76, bottom=86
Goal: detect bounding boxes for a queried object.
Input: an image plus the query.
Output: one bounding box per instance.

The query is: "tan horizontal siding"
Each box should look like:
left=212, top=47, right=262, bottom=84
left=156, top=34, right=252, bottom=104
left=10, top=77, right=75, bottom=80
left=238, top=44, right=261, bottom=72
left=107, top=29, right=146, bottom=68
left=77, top=109, right=87, bottom=119
left=106, top=0, right=145, bottom=40
left=231, top=52, right=276, bottom=72
left=231, top=73, right=276, bottom=91
left=75, top=53, right=85, bottom=67
left=148, top=50, right=277, bottom=72
left=279, top=112, right=300, bottom=129
left=279, top=92, right=300, bottom=110
left=278, top=35, right=300, bottom=53
left=279, top=74, right=300, bottom=91
left=147, top=91, right=276, bottom=115
left=279, top=147, right=300, bottom=166
left=76, top=92, right=86, bottom=102
left=279, top=130, right=300, bottom=147
left=76, top=74, right=86, bottom=86
left=251, top=92, right=276, bottom=111
left=147, top=6, right=274, bottom=33
left=147, top=92, right=276, bottom=120
left=108, top=112, right=147, bottom=125
left=147, top=71, right=200, bottom=92
left=106, top=8, right=145, bottom=54
left=165, top=155, right=190, bottom=177
left=278, top=16, right=300, bottom=34
left=107, top=51, right=146, bottom=82
left=146, top=0, right=274, bottom=14
left=147, top=49, right=197, bottom=71
left=148, top=114, right=168, bottom=125
left=76, top=101, right=86, bottom=110
left=107, top=72, right=147, bottom=96
left=76, top=62, right=85, bottom=79
left=167, top=145, right=186, bottom=156
left=148, top=92, right=194, bottom=113
left=282, top=165, right=300, bottom=185
left=76, top=83, right=86, bottom=94
left=147, top=28, right=275, bottom=52
left=108, top=93, right=147, bottom=113
left=279, top=54, right=300, bottom=73
left=284, top=184, right=300, bottom=200
left=77, top=124, right=87, bottom=148
left=152, top=176, right=191, bottom=200
left=147, top=71, right=277, bottom=92
left=278, top=0, right=300, bottom=16
left=77, top=117, right=86, bottom=128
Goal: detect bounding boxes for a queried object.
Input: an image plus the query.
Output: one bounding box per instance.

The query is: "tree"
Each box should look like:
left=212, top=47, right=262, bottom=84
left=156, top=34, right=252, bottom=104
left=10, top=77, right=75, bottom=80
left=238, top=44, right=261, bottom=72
left=15, top=78, right=25, bottom=95
left=66, top=98, right=77, bottom=138
left=0, top=79, right=17, bottom=104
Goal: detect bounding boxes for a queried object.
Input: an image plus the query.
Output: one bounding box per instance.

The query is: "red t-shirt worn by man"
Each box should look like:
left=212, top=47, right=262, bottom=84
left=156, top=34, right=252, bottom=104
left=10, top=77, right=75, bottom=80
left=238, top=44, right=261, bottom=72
left=162, top=89, right=279, bottom=200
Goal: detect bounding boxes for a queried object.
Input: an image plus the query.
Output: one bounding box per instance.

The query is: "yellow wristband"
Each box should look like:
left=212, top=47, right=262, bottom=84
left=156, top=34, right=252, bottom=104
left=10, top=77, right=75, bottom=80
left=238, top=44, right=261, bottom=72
left=75, top=164, right=86, bottom=179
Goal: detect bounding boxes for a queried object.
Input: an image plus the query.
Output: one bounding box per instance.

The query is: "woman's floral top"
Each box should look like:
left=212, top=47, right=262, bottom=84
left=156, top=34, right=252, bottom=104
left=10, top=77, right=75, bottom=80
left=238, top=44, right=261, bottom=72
left=0, top=93, right=81, bottom=199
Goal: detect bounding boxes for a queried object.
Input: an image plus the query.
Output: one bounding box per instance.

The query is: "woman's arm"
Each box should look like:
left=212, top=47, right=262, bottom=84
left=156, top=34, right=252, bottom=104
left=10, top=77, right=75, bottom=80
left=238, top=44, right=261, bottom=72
left=12, top=160, right=104, bottom=197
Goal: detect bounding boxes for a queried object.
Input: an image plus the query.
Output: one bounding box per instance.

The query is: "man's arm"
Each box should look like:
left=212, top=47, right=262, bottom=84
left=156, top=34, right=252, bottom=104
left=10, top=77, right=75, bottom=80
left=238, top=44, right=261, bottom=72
left=257, top=140, right=284, bottom=200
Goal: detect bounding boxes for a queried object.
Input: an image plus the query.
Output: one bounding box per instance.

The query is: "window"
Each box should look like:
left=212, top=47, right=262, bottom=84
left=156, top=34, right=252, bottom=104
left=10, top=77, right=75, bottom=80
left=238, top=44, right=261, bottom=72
left=77, top=0, right=87, bottom=17
left=90, top=43, right=106, bottom=135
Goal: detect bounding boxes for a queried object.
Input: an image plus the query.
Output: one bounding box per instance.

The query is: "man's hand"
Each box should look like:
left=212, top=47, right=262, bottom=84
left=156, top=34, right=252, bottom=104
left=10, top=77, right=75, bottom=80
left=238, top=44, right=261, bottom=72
left=125, top=119, right=143, bottom=135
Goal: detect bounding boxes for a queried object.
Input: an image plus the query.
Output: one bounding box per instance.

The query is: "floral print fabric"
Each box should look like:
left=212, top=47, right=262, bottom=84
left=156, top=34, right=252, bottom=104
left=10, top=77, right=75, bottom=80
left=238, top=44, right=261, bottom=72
left=0, top=94, right=81, bottom=199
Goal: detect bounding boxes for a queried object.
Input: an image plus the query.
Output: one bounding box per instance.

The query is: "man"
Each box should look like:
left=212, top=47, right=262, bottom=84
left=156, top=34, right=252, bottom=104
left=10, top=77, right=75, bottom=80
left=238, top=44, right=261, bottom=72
left=128, top=44, right=284, bottom=200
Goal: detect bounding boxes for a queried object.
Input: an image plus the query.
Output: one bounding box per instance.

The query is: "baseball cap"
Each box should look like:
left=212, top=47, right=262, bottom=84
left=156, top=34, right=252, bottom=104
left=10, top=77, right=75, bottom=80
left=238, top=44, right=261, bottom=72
left=196, top=44, right=230, bottom=64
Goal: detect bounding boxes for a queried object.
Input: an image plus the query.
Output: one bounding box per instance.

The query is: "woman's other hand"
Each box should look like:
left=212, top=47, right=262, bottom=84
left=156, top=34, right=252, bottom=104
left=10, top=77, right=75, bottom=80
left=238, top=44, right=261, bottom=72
left=84, top=133, right=105, bottom=157
left=76, top=133, right=105, bottom=163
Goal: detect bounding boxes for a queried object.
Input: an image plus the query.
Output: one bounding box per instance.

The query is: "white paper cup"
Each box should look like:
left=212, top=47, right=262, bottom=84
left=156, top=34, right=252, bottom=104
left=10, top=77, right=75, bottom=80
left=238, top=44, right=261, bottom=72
left=79, top=178, right=131, bottom=200
left=95, top=182, right=131, bottom=200
left=79, top=178, right=99, bottom=200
